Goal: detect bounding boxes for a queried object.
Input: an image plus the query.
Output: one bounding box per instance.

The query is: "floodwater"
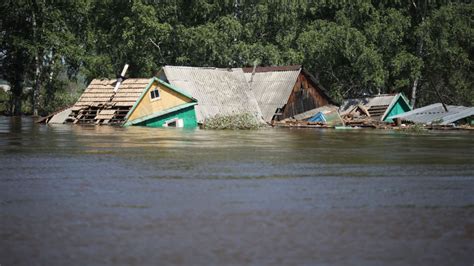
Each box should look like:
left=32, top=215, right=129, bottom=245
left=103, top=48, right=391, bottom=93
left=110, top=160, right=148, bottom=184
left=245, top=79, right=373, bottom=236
left=0, top=117, right=473, bottom=266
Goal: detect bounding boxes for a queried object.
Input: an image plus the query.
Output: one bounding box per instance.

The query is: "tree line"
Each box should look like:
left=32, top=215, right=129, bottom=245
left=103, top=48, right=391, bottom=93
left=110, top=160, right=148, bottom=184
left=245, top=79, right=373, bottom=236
left=1, top=0, right=472, bottom=116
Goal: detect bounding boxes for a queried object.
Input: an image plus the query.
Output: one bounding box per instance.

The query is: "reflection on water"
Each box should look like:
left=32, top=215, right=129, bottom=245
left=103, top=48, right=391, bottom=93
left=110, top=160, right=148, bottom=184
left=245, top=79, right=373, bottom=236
left=1, top=116, right=473, bottom=265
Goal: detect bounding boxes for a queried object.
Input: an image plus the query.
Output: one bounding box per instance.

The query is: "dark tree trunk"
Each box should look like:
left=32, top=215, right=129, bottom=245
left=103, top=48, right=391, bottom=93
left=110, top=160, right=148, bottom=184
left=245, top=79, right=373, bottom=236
left=10, top=79, right=23, bottom=116
left=32, top=5, right=41, bottom=117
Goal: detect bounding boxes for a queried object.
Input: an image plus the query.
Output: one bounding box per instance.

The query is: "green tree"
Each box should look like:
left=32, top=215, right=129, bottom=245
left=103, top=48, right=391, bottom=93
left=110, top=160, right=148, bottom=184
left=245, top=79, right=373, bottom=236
left=0, top=0, right=90, bottom=115
left=416, top=3, right=474, bottom=106
left=1, top=0, right=472, bottom=115
left=297, top=20, right=385, bottom=102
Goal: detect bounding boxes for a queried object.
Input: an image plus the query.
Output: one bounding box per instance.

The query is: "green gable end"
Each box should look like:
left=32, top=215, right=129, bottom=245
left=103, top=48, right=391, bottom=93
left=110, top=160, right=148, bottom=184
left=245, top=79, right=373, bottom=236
left=383, top=94, right=412, bottom=122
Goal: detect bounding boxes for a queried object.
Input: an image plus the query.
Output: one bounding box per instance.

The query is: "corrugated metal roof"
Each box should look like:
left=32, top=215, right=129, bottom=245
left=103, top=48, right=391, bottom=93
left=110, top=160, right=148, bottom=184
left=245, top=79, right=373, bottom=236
left=389, top=103, right=474, bottom=125
left=244, top=68, right=301, bottom=122
left=242, top=65, right=302, bottom=73
left=161, top=66, right=262, bottom=123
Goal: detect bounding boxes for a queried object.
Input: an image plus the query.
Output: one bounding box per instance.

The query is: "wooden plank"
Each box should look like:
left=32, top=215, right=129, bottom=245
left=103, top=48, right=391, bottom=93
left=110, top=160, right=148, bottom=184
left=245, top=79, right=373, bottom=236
left=81, top=91, right=114, bottom=94
left=98, top=109, right=116, bottom=115
left=96, top=115, right=115, bottom=120
left=82, top=93, right=110, bottom=97
left=90, top=79, right=115, bottom=85
left=116, top=89, right=145, bottom=93
left=123, top=78, right=150, bottom=84
left=85, top=89, right=113, bottom=92
left=117, top=89, right=146, bottom=93
left=78, top=98, right=114, bottom=102
left=111, top=97, right=140, bottom=102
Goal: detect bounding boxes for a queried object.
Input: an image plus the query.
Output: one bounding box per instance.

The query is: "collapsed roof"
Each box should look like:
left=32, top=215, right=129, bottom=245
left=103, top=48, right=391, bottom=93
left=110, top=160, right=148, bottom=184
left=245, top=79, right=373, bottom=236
left=339, top=93, right=411, bottom=122
left=66, top=78, right=151, bottom=125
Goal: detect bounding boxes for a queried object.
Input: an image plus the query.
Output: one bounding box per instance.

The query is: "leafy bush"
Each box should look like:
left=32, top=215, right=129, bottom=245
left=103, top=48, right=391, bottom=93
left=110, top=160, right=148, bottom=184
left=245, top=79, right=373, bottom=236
left=203, top=113, right=265, bottom=130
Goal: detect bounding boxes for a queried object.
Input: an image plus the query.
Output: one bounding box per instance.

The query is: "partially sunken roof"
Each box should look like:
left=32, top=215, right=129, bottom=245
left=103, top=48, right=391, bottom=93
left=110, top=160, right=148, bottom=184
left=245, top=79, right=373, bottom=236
left=68, top=78, right=150, bottom=125
left=159, top=66, right=262, bottom=123
left=243, top=65, right=302, bottom=122
left=389, top=103, right=474, bottom=125
left=291, top=105, right=340, bottom=121
left=339, top=94, right=403, bottom=121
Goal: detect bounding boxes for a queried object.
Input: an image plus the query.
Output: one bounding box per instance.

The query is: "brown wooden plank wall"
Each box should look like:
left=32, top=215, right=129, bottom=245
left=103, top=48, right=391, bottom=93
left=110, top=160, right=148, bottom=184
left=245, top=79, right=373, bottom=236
left=281, top=73, right=331, bottom=120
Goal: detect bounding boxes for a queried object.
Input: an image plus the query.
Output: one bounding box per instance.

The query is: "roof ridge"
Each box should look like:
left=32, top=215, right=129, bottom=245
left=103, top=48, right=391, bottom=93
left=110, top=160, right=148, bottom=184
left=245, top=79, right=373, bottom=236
left=242, top=65, right=302, bottom=73
left=164, top=65, right=239, bottom=72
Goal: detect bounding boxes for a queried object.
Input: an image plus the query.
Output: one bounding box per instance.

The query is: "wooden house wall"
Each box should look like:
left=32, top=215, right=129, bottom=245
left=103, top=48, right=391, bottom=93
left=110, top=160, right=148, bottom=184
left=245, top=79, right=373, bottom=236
left=127, top=81, right=193, bottom=121
left=280, top=73, right=331, bottom=120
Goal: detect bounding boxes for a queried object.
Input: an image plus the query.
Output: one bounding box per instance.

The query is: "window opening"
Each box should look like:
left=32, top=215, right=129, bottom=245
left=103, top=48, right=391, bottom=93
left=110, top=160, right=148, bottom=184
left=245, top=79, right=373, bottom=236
left=150, top=87, right=160, bottom=100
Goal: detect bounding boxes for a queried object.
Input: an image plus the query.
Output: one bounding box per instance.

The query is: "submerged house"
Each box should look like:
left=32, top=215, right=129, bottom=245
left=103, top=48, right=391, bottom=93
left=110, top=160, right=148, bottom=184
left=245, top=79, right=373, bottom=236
left=339, top=93, right=412, bottom=122
left=158, top=66, right=263, bottom=123
left=242, top=65, right=336, bottom=123
left=388, top=103, right=474, bottom=126
left=124, top=77, right=197, bottom=128
left=67, top=77, right=198, bottom=128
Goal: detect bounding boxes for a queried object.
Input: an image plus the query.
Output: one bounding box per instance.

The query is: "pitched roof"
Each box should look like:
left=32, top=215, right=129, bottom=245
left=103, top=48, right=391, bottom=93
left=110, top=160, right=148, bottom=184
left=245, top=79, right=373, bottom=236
left=242, top=65, right=302, bottom=73
left=73, top=78, right=150, bottom=108
left=159, top=66, right=262, bottom=123
left=389, top=103, right=474, bottom=125
left=68, top=78, right=150, bottom=125
left=242, top=66, right=336, bottom=122
left=339, top=93, right=409, bottom=121
left=243, top=66, right=302, bottom=122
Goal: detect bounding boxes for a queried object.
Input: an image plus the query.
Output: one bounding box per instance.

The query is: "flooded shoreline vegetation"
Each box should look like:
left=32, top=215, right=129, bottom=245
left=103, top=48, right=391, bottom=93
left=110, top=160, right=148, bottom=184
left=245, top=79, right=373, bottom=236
left=398, top=123, right=426, bottom=133
left=203, top=113, right=266, bottom=130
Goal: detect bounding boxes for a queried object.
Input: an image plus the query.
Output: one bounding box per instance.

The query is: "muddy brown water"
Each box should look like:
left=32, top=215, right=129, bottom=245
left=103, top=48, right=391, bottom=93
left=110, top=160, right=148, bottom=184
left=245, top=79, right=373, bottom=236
left=1, top=116, right=473, bottom=266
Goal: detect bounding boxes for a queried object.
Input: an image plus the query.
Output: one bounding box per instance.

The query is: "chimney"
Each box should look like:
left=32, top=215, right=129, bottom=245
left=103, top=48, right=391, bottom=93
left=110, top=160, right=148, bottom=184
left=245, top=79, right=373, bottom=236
left=113, top=64, right=129, bottom=93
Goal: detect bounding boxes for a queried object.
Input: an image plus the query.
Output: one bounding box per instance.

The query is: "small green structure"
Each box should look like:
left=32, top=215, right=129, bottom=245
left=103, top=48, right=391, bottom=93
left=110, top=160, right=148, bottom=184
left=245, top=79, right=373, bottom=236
left=382, top=93, right=412, bottom=122
left=123, top=77, right=198, bottom=128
